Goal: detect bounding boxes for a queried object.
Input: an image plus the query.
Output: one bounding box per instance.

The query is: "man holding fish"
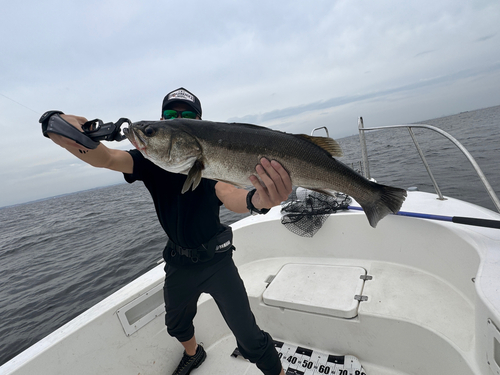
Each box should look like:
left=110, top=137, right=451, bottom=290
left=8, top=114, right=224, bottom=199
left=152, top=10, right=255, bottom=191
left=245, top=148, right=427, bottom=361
left=43, top=87, right=290, bottom=375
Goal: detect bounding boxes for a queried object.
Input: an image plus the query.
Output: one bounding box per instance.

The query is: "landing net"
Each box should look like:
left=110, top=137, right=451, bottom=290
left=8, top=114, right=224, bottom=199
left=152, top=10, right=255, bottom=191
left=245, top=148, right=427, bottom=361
left=281, top=188, right=351, bottom=237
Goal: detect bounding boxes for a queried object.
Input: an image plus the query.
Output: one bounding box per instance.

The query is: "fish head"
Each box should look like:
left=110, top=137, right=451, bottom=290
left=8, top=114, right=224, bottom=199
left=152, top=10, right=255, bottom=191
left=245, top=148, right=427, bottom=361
left=124, top=120, right=203, bottom=174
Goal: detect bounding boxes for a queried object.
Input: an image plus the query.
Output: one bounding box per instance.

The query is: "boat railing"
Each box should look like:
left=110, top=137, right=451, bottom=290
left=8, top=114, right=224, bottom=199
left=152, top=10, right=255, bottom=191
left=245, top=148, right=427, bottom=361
left=357, top=117, right=500, bottom=213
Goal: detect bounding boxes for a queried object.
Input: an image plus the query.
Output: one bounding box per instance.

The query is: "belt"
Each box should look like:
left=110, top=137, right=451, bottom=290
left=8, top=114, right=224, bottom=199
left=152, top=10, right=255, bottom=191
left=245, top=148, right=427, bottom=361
left=168, top=225, right=233, bottom=262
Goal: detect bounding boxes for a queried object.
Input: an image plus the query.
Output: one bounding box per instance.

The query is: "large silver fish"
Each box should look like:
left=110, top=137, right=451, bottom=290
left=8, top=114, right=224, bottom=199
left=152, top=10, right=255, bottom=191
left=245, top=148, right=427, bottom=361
left=123, top=119, right=406, bottom=227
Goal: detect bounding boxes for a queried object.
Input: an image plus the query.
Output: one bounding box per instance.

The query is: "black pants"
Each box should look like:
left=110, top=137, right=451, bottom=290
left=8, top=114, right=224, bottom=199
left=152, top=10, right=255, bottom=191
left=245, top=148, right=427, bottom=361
left=163, top=253, right=282, bottom=375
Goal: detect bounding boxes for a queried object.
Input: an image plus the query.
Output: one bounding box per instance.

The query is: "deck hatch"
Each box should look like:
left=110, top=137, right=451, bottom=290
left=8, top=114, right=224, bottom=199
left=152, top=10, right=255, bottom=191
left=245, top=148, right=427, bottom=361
left=263, top=264, right=367, bottom=318
left=117, top=282, right=165, bottom=336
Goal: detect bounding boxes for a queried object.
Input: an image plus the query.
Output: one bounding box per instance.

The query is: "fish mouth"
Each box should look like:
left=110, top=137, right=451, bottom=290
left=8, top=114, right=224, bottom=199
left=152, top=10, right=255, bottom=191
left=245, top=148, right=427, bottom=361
left=124, top=127, right=147, bottom=152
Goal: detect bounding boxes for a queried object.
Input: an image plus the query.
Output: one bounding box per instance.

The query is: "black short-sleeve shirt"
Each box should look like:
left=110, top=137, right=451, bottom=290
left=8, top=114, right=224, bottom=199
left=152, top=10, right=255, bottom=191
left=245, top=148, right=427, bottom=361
left=123, top=149, right=224, bottom=250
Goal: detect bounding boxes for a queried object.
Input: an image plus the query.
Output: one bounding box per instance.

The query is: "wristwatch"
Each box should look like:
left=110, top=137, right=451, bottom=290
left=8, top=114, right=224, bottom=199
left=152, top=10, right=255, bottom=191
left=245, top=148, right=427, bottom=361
left=246, top=189, right=270, bottom=215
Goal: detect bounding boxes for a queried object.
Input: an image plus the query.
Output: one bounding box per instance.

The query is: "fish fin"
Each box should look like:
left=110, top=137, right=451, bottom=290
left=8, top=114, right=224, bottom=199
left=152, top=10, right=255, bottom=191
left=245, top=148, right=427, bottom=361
left=359, top=184, right=407, bottom=228
left=296, top=135, right=343, bottom=157
left=182, top=159, right=205, bottom=194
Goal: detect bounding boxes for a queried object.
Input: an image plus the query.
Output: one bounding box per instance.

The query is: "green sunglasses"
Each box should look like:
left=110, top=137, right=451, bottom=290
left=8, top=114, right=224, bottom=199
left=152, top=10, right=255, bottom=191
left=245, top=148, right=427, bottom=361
left=163, top=109, right=198, bottom=119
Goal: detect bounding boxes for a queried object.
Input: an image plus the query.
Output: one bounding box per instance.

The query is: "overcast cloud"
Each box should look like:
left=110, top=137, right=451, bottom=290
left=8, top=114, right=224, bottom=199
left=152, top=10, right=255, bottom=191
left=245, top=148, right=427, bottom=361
left=1, top=0, right=499, bottom=207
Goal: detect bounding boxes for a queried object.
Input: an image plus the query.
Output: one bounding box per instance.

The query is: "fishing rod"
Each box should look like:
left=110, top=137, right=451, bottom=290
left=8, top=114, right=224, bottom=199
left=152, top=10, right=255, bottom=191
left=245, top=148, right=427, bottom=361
left=348, top=206, right=500, bottom=229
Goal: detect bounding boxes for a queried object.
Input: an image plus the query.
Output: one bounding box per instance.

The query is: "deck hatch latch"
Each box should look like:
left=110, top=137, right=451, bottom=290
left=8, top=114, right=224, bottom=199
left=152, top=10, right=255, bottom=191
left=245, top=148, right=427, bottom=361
left=360, top=275, right=372, bottom=281
left=265, top=275, right=276, bottom=285
left=354, top=295, right=368, bottom=302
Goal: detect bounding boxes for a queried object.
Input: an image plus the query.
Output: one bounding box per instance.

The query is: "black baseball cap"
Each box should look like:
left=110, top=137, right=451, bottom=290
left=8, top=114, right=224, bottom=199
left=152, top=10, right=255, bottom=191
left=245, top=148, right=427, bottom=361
left=162, top=87, right=202, bottom=117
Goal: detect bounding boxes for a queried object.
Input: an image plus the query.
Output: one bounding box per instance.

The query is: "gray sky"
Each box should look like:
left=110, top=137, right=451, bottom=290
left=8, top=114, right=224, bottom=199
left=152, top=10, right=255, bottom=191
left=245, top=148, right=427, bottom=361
left=1, top=0, right=499, bottom=207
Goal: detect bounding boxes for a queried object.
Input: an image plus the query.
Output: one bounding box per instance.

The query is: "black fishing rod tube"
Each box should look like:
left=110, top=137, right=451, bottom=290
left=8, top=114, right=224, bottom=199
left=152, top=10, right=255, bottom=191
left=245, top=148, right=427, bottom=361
left=348, top=206, right=500, bottom=229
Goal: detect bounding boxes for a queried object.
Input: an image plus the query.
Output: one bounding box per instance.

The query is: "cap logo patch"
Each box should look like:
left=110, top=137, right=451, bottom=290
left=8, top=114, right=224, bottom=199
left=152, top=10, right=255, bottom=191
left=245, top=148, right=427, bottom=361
left=168, top=89, right=195, bottom=103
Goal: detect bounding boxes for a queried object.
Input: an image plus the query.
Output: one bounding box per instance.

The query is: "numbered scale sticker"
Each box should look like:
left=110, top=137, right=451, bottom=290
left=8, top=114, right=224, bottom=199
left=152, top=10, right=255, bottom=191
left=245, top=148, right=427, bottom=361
left=232, top=341, right=366, bottom=375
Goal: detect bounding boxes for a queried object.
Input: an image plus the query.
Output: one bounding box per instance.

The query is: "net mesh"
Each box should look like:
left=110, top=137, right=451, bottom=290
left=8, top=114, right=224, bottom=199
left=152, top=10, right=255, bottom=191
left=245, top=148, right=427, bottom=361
left=281, top=188, right=352, bottom=237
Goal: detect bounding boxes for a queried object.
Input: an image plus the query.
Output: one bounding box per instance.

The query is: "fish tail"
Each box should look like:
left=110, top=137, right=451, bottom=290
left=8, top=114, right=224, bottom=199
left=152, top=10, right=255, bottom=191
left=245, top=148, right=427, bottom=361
left=359, top=184, right=407, bottom=228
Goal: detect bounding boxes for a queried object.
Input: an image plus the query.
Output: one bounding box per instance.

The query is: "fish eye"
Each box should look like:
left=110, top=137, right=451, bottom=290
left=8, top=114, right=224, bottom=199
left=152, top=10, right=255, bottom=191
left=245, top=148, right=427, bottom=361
left=144, top=126, right=155, bottom=137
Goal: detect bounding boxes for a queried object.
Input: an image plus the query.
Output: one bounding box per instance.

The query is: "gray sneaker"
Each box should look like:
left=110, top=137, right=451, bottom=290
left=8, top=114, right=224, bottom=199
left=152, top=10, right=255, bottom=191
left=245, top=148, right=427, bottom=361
left=172, top=345, right=207, bottom=375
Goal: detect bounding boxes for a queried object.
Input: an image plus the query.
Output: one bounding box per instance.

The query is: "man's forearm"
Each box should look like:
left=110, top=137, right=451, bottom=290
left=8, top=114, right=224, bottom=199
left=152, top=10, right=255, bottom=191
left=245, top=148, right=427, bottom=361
left=48, top=131, right=133, bottom=174
left=216, top=184, right=250, bottom=214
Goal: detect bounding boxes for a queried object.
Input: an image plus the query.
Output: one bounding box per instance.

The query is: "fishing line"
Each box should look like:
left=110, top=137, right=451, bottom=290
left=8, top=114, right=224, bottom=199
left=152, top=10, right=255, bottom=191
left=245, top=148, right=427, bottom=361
left=0, top=93, right=40, bottom=115
left=348, top=206, right=500, bottom=229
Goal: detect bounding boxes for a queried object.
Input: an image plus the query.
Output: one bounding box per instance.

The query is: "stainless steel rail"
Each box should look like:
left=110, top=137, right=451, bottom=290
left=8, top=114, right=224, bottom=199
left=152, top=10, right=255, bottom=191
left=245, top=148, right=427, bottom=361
left=358, top=117, right=500, bottom=213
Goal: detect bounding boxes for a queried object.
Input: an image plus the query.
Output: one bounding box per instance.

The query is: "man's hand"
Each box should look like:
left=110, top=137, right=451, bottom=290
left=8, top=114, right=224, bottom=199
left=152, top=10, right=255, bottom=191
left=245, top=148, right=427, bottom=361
left=47, top=115, right=90, bottom=152
left=44, top=114, right=133, bottom=173
left=249, top=158, right=292, bottom=210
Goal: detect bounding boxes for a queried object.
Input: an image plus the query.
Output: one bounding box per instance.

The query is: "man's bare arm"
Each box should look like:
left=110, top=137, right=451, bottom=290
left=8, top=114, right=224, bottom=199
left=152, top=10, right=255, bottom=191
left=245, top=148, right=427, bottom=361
left=48, top=115, right=133, bottom=174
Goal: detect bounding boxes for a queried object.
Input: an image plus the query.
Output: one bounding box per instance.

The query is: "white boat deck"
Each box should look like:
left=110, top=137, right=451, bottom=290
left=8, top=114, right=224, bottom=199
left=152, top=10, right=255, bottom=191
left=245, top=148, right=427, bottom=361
left=154, top=254, right=474, bottom=375
left=242, top=256, right=474, bottom=374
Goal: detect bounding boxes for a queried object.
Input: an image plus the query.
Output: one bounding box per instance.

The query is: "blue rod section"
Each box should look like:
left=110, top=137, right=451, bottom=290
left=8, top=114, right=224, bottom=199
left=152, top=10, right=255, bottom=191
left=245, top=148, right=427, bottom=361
left=347, top=206, right=500, bottom=229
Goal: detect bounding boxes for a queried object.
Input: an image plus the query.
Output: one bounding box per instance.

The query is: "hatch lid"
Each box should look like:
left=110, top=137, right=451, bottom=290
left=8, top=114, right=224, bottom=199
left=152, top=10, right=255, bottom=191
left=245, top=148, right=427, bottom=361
left=263, top=264, right=367, bottom=318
